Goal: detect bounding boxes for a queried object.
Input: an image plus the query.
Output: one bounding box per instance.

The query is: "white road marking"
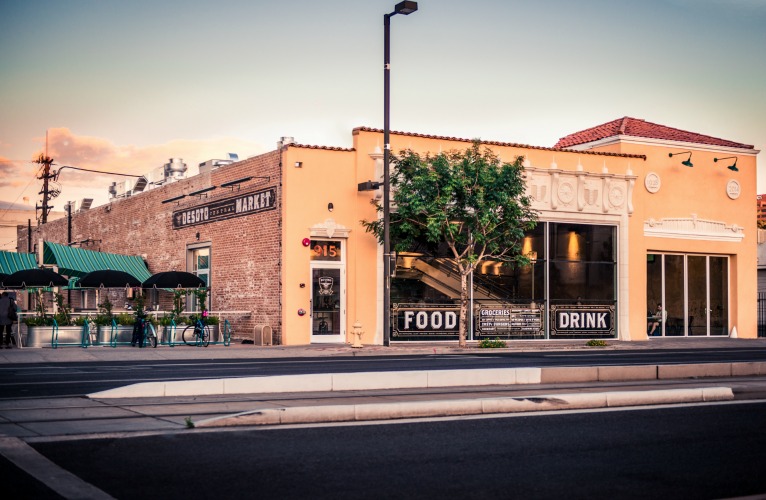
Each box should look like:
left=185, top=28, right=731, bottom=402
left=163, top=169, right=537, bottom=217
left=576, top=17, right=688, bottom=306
left=0, top=435, right=115, bottom=499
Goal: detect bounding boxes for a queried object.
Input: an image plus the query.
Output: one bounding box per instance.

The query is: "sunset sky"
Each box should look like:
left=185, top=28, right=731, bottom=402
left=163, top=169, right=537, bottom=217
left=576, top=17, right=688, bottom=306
left=1, top=0, right=765, bottom=240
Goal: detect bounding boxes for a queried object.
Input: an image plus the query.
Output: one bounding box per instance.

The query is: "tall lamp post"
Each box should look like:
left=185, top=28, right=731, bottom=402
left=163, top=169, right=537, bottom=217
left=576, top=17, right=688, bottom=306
left=383, top=1, right=418, bottom=346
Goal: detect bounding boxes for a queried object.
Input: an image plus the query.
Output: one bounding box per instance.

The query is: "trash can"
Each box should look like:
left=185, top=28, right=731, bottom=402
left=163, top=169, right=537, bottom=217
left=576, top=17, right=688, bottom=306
left=253, top=324, right=272, bottom=346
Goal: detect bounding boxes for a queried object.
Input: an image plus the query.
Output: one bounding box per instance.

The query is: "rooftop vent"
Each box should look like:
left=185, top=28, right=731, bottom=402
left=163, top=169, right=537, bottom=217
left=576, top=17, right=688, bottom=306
left=278, top=136, right=295, bottom=149
left=77, top=198, right=93, bottom=212
left=198, top=153, right=239, bottom=175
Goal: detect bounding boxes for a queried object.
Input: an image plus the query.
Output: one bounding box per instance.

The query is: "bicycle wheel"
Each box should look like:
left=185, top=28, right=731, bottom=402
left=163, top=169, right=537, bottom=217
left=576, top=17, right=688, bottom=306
left=181, top=325, right=197, bottom=346
left=200, top=325, right=211, bottom=347
left=147, top=329, right=158, bottom=348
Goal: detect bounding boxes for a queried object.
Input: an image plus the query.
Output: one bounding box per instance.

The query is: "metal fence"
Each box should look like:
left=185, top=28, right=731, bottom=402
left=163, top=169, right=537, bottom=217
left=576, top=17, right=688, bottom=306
left=759, top=293, right=766, bottom=337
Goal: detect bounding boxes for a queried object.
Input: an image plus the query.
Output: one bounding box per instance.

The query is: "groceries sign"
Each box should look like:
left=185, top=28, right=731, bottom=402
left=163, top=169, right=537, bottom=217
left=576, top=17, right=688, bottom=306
left=172, top=188, right=276, bottom=229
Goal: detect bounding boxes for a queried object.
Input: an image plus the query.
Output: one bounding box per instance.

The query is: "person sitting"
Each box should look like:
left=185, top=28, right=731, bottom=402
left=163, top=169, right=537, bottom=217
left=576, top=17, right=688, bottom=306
left=648, top=303, right=667, bottom=337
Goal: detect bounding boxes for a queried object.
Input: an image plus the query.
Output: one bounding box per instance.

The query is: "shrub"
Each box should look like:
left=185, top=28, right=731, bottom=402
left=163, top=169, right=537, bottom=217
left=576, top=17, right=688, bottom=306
left=53, top=293, right=73, bottom=326
left=24, top=316, right=54, bottom=327
left=586, top=339, right=608, bottom=347
left=478, top=338, right=507, bottom=348
left=115, top=313, right=135, bottom=326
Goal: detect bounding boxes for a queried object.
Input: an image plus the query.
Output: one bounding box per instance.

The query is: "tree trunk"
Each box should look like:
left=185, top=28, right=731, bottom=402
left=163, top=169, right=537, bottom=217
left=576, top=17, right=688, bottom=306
left=459, top=271, right=468, bottom=348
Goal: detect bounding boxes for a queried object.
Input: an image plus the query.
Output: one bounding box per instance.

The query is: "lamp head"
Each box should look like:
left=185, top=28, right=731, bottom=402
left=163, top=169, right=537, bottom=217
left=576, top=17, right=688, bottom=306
left=669, top=151, right=693, bottom=168
left=714, top=156, right=738, bottom=172
left=394, top=1, right=418, bottom=15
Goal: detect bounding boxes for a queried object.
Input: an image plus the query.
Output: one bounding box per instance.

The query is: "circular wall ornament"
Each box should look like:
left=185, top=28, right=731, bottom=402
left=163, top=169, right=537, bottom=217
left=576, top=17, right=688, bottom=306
left=558, top=182, right=575, bottom=204
left=608, top=186, right=625, bottom=208
left=726, top=180, right=741, bottom=200
left=644, top=172, right=661, bottom=194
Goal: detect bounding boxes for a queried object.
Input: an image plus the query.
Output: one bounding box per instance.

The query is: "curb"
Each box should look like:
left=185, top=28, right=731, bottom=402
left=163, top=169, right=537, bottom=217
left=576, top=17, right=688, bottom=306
left=193, top=387, right=735, bottom=427
left=87, top=362, right=766, bottom=399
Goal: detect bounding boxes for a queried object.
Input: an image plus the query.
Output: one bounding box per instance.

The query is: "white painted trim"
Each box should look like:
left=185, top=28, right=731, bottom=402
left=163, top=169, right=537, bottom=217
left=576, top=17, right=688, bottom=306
left=564, top=135, right=759, bottom=156
left=309, top=218, right=351, bottom=239
left=644, top=215, right=744, bottom=242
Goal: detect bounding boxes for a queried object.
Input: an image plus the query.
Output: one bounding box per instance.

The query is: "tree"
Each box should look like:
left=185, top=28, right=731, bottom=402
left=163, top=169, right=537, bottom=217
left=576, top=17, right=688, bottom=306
left=363, top=141, right=537, bottom=347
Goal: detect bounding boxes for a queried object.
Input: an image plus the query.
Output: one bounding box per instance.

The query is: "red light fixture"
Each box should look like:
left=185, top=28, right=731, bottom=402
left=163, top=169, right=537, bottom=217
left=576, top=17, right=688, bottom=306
left=302, top=238, right=310, bottom=247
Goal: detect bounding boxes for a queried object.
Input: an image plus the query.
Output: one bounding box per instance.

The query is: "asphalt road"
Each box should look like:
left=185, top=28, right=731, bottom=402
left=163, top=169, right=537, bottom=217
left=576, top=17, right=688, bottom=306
left=4, top=347, right=766, bottom=398
left=20, top=400, right=766, bottom=499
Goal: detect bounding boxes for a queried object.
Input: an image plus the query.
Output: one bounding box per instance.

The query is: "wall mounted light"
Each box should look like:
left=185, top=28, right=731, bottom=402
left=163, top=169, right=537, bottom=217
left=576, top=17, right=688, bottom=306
left=328, top=202, right=334, bottom=212
left=302, top=237, right=311, bottom=247
left=714, top=156, right=738, bottom=172
left=295, top=161, right=303, bottom=168
left=668, top=151, right=693, bottom=168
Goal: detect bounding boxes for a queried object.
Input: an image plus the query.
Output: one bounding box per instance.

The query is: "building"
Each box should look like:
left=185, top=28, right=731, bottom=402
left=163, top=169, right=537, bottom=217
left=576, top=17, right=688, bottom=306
left=17, top=117, right=759, bottom=344
left=0, top=201, right=64, bottom=252
left=757, top=195, right=766, bottom=225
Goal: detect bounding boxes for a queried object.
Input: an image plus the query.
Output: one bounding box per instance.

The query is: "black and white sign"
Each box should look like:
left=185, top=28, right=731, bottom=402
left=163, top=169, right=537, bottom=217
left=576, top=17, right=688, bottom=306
left=477, top=305, right=543, bottom=338
left=172, top=187, right=276, bottom=229
left=392, top=304, right=460, bottom=339
left=550, top=305, right=615, bottom=338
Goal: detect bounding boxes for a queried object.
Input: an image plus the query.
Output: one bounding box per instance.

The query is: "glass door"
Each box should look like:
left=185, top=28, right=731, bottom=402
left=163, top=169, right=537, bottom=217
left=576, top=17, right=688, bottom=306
left=687, top=256, right=707, bottom=336
left=709, top=257, right=729, bottom=336
left=646, top=253, right=728, bottom=337
left=310, top=267, right=344, bottom=343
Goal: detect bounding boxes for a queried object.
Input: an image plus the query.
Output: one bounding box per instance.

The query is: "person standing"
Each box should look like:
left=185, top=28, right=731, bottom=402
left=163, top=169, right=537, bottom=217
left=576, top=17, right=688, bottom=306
left=0, top=292, right=15, bottom=348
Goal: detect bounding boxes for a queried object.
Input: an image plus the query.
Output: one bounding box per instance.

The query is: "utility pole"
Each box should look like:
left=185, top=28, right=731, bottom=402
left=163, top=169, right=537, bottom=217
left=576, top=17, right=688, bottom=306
left=35, top=153, right=55, bottom=224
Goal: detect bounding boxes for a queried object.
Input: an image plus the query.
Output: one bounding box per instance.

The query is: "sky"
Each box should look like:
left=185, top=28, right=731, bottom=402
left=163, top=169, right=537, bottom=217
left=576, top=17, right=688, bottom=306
left=1, top=0, right=765, bottom=232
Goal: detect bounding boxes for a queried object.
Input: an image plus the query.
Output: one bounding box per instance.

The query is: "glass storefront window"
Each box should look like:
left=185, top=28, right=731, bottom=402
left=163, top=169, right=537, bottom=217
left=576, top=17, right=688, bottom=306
left=187, top=246, right=210, bottom=311
left=549, top=223, right=616, bottom=305
left=645, top=253, right=729, bottom=337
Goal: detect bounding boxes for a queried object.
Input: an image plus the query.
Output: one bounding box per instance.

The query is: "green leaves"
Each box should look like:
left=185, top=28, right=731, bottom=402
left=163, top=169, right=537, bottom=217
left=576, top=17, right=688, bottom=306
left=365, top=141, right=537, bottom=271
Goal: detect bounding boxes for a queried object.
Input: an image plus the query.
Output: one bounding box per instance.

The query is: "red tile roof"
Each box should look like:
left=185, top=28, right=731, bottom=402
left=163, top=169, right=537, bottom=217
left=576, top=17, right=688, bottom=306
left=353, top=126, right=646, bottom=159
left=554, top=117, right=754, bottom=150
left=287, top=143, right=355, bottom=152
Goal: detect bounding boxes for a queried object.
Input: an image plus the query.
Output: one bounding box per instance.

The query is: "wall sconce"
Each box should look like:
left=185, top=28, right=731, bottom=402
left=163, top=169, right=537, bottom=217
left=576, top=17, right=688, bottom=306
left=195, top=232, right=200, bottom=241
left=302, top=238, right=311, bottom=247
left=668, top=151, right=693, bottom=168
left=328, top=202, right=334, bottom=212
left=714, top=156, right=738, bottom=172
left=295, top=161, right=303, bottom=168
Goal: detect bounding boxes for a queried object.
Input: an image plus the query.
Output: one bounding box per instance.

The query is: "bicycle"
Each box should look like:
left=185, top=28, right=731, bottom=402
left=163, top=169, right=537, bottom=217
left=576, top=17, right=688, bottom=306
left=144, top=321, right=158, bottom=348
left=182, top=317, right=211, bottom=347
left=131, top=314, right=158, bottom=348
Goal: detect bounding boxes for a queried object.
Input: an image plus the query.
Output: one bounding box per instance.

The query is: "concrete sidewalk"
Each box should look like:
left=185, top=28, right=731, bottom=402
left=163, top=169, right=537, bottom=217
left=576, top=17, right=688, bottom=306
left=3, top=337, right=765, bottom=433
left=2, top=336, right=766, bottom=364
left=83, top=358, right=766, bottom=429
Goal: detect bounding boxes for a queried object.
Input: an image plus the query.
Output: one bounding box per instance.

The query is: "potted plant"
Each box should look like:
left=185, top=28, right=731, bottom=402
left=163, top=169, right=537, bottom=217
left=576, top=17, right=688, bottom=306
left=95, top=296, right=118, bottom=344
left=25, top=292, right=85, bottom=347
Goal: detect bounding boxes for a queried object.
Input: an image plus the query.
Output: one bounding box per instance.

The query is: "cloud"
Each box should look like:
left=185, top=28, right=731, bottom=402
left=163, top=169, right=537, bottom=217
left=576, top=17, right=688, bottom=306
left=0, top=156, right=39, bottom=190
left=0, top=129, right=267, bottom=209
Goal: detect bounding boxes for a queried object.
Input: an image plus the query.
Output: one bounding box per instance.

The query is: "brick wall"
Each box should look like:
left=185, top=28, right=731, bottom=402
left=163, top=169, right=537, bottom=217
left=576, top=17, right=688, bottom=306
left=18, top=151, right=284, bottom=344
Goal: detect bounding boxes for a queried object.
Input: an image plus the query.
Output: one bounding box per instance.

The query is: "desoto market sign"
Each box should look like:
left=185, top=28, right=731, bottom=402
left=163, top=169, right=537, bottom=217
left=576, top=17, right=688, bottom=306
left=172, top=188, right=276, bottom=229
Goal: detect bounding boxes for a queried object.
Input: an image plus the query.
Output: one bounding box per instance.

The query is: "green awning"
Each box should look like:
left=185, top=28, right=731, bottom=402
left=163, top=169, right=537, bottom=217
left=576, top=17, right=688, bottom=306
left=43, top=241, right=151, bottom=282
left=0, top=250, right=38, bottom=274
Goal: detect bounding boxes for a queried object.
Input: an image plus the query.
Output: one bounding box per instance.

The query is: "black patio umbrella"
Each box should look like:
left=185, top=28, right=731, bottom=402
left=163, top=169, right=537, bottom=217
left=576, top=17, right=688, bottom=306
left=0, top=273, right=9, bottom=286
left=2, top=268, right=69, bottom=288
left=77, top=270, right=142, bottom=288
left=142, top=271, right=205, bottom=289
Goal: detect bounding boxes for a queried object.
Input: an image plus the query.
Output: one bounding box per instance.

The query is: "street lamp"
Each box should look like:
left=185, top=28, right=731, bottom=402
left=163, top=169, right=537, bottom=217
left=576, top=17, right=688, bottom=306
left=383, top=1, right=418, bottom=347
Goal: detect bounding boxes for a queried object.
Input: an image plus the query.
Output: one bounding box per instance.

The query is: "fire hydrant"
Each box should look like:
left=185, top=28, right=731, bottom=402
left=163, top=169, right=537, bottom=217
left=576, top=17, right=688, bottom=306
left=351, top=321, right=364, bottom=348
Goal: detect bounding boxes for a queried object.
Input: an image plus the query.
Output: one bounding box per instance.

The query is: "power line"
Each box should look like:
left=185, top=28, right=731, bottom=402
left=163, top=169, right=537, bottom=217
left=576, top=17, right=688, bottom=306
left=52, top=164, right=143, bottom=180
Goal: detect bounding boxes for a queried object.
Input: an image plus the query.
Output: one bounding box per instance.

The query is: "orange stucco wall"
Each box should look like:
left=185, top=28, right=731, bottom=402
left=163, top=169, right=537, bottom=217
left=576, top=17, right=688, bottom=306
left=278, top=128, right=757, bottom=345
